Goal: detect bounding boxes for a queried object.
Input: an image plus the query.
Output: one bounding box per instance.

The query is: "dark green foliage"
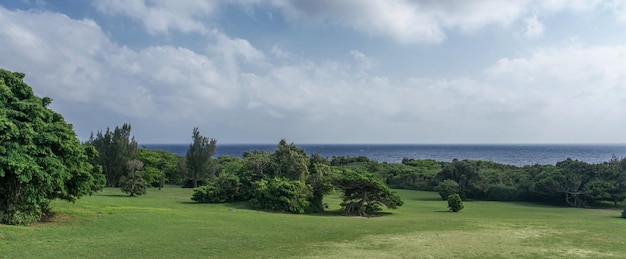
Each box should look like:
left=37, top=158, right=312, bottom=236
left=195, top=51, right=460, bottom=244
left=332, top=169, right=403, bottom=216
left=239, top=150, right=272, bottom=200
left=436, top=159, right=478, bottom=199
left=249, top=177, right=311, bottom=214
left=330, top=156, right=369, bottom=166
left=120, top=160, right=147, bottom=196
left=191, top=172, right=242, bottom=203
left=307, top=163, right=335, bottom=212
left=136, top=147, right=179, bottom=188
left=480, top=184, right=522, bottom=201
left=86, top=124, right=137, bottom=187
left=271, top=139, right=310, bottom=180
left=434, top=179, right=460, bottom=200
left=447, top=194, right=464, bottom=212
left=192, top=141, right=334, bottom=214
left=185, top=127, right=217, bottom=188
left=0, top=69, right=104, bottom=225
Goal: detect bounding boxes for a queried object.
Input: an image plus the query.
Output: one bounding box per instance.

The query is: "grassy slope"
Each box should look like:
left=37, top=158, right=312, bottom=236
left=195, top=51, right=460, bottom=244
left=1, top=187, right=625, bottom=258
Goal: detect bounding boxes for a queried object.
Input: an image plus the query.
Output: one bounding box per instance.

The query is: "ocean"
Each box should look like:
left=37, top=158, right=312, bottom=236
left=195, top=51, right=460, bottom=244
left=143, top=144, right=626, bottom=167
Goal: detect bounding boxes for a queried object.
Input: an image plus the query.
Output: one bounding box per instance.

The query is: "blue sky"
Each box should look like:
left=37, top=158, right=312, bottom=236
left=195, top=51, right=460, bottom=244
left=2, top=1, right=626, bottom=144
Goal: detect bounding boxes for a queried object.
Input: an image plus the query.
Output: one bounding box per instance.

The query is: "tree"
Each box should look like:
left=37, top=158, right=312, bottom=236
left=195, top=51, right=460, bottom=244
left=0, top=69, right=104, bottom=225
left=531, top=159, right=596, bottom=207
left=185, top=127, right=217, bottom=188
left=307, top=163, right=335, bottom=212
left=434, top=179, right=460, bottom=200
left=120, top=160, right=147, bottom=196
left=436, top=159, right=478, bottom=199
left=271, top=139, right=310, bottom=180
left=332, top=169, right=403, bottom=216
left=447, top=194, right=464, bottom=212
left=86, top=124, right=138, bottom=187
left=136, top=147, right=179, bottom=189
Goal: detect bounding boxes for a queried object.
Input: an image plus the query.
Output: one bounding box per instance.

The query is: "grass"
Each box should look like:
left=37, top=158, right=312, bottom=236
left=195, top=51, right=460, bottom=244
left=2, top=187, right=626, bottom=258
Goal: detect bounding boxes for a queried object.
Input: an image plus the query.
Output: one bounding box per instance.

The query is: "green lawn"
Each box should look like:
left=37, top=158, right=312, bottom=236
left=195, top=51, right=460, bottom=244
left=1, top=187, right=625, bottom=258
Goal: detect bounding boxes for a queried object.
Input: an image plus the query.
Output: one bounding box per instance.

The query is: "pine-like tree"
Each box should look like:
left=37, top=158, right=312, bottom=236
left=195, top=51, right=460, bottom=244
left=120, top=160, right=147, bottom=196
left=185, top=127, right=217, bottom=188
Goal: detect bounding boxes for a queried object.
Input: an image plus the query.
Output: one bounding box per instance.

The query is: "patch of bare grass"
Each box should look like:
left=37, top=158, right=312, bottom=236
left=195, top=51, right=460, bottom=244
left=306, top=226, right=617, bottom=258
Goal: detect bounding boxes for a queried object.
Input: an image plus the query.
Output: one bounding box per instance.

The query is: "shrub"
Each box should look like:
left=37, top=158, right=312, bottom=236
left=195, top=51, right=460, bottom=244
left=622, top=209, right=626, bottom=218
left=447, top=194, right=464, bottom=212
left=249, top=177, right=311, bottom=214
left=435, top=179, right=460, bottom=200
left=191, top=172, right=242, bottom=203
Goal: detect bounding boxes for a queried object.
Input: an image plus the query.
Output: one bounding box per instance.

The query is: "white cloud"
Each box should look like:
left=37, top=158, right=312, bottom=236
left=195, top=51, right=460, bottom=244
left=94, top=0, right=218, bottom=34
left=483, top=44, right=626, bottom=140
left=266, top=0, right=602, bottom=44
left=3, top=3, right=626, bottom=143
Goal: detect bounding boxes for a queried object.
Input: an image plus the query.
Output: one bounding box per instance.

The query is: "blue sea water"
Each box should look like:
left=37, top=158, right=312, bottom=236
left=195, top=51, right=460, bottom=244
left=143, top=144, right=626, bottom=167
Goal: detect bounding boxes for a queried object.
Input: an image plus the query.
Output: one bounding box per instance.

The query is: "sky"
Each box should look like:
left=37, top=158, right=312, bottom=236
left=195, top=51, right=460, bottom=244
left=1, top=0, right=626, bottom=144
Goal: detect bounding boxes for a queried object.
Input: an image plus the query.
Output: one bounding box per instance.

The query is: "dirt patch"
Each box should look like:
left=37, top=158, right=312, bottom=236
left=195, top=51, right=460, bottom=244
left=30, top=213, right=72, bottom=227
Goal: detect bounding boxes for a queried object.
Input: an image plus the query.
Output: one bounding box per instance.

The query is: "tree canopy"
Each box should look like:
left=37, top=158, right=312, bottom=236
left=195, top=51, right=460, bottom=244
left=332, top=169, right=403, bottom=216
left=185, top=127, right=217, bottom=188
left=0, top=69, right=105, bottom=225
left=86, top=124, right=137, bottom=187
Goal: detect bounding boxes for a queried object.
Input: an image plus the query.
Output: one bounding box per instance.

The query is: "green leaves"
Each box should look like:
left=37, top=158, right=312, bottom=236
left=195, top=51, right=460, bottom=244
left=0, top=68, right=104, bottom=225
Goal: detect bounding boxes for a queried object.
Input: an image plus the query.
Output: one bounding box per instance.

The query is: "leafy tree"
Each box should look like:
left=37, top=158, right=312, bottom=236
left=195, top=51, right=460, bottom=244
left=271, top=139, right=310, bottom=180
left=447, top=194, right=464, bottom=212
left=434, top=179, right=460, bottom=200
left=136, top=147, right=179, bottom=189
left=86, top=124, right=138, bottom=187
left=332, top=169, right=403, bottom=216
left=530, top=159, right=596, bottom=207
left=120, top=160, right=147, bottom=196
left=0, top=69, right=104, bottom=225
left=185, top=127, right=217, bottom=188
left=239, top=150, right=272, bottom=200
left=307, top=163, right=335, bottom=212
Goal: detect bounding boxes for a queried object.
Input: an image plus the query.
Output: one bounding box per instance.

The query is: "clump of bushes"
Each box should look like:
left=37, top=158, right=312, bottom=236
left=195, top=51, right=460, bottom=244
left=447, top=194, right=464, bottom=212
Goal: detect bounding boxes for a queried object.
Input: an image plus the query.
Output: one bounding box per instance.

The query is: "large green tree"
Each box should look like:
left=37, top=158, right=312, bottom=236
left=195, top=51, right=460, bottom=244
left=332, top=169, right=403, bottom=216
left=185, top=127, right=217, bottom=188
left=0, top=69, right=105, bottom=225
left=86, top=124, right=137, bottom=187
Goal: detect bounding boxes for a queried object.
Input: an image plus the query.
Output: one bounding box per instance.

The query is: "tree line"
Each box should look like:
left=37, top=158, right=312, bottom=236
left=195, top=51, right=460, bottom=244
left=3, top=67, right=626, bottom=225
left=339, top=156, right=626, bottom=208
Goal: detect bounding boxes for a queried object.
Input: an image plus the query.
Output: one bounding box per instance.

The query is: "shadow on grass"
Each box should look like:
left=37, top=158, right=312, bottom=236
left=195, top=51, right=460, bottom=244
left=311, top=210, right=395, bottom=218
left=97, top=194, right=131, bottom=198
left=414, top=197, right=445, bottom=202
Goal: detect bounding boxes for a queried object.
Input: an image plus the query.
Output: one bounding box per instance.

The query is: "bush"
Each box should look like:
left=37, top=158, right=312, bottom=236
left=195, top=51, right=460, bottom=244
left=249, top=177, right=311, bottom=214
left=435, top=179, right=460, bottom=200
left=191, top=172, right=242, bottom=203
left=447, top=194, right=464, bottom=212
left=622, top=209, right=626, bottom=218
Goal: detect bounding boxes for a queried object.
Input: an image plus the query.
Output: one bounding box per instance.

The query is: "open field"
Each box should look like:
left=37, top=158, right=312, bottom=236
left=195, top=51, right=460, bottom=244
left=1, top=187, right=625, bottom=258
